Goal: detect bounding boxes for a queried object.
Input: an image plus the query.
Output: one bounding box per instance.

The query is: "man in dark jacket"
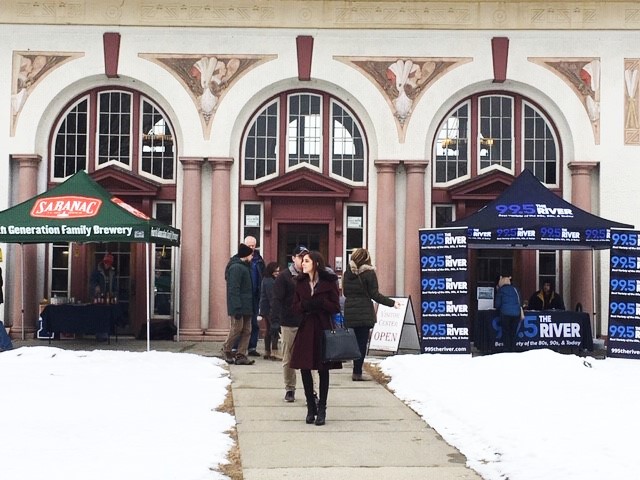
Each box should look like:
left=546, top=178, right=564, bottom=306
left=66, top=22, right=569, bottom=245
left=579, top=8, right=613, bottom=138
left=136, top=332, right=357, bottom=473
left=222, top=243, right=255, bottom=365
left=271, top=245, right=308, bottom=402
left=527, top=281, right=565, bottom=311
left=243, top=236, right=265, bottom=357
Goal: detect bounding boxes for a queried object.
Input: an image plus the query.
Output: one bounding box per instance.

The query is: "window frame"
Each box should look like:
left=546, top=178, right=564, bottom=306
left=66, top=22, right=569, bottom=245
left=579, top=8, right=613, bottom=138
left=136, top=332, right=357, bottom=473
left=286, top=92, right=324, bottom=175
left=240, top=202, right=264, bottom=249
left=241, top=90, right=368, bottom=187
left=432, top=204, right=455, bottom=228
left=329, top=98, right=367, bottom=187
left=343, top=203, right=367, bottom=268
left=433, top=92, right=560, bottom=188
left=241, top=99, right=280, bottom=185
left=152, top=201, right=176, bottom=318
left=51, top=95, right=90, bottom=182
left=522, top=100, right=560, bottom=188
left=477, top=94, right=515, bottom=176
left=434, top=99, right=471, bottom=187
left=95, top=90, right=134, bottom=173
left=138, top=97, right=177, bottom=185
left=49, top=87, right=177, bottom=184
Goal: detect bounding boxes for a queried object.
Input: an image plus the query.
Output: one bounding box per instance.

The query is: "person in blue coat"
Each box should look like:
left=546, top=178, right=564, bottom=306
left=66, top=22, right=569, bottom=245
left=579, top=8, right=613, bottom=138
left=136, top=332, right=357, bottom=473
left=494, top=274, right=523, bottom=353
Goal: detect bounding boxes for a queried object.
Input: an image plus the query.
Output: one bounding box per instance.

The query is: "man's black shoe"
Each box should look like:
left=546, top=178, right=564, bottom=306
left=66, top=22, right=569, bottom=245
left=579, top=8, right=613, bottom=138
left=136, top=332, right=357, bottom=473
left=284, top=390, right=295, bottom=402
left=247, top=350, right=260, bottom=357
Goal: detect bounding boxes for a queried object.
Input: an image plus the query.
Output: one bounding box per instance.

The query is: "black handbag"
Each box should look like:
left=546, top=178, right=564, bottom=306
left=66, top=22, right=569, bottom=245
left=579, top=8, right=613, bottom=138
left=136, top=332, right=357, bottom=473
left=322, top=324, right=361, bottom=362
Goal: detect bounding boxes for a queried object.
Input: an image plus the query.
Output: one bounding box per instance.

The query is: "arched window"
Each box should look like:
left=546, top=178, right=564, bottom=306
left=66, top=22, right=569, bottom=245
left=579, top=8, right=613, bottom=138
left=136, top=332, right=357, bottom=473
left=242, top=90, right=367, bottom=185
left=434, top=93, right=559, bottom=186
left=51, top=88, right=176, bottom=183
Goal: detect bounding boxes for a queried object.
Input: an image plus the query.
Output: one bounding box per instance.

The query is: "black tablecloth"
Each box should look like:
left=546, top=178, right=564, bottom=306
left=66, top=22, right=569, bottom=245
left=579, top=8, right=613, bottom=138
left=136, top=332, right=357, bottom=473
left=474, top=309, right=593, bottom=353
left=41, top=304, right=126, bottom=337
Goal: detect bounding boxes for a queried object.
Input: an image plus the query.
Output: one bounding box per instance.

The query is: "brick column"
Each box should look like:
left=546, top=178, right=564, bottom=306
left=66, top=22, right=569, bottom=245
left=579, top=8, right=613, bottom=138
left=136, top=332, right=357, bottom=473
left=9, top=154, right=41, bottom=339
left=568, top=162, right=598, bottom=333
left=178, top=157, right=205, bottom=339
left=374, top=160, right=399, bottom=296
left=404, top=161, right=428, bottom=322
left=206, top=157, right=233, bottom=339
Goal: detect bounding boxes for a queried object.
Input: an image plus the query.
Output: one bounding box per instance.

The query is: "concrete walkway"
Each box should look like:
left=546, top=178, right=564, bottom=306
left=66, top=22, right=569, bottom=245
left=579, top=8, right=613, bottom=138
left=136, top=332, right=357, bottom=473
left=229, top=356, right=482, bottom=480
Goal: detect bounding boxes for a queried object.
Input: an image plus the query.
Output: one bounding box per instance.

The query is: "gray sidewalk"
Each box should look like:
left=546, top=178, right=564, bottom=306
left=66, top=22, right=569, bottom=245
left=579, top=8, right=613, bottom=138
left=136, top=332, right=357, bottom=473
left=12, top=338, right=482, bottom=479
left=229, top=355, right=482, bottom=480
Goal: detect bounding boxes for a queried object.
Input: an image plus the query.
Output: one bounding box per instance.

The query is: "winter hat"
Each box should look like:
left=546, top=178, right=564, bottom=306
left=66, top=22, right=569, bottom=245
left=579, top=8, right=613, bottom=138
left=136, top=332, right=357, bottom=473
left=237, top=243, right=253, bottom=258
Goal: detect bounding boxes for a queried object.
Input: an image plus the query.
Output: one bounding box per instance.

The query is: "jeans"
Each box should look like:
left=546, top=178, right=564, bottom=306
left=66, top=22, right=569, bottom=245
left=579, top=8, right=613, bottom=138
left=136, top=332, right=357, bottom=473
left=0, top=322, right=13, bottom=351
left=352, top=326, right=371, bottom=375
left=500, top=314, right=519, bottom=353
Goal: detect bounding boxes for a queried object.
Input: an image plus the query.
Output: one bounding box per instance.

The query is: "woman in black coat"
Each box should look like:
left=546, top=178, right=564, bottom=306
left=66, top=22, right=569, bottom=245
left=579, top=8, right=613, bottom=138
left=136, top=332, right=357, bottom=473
left=258, top=261, right=281, bottom=360
left=291, top=251, right=341, bottom=426
left=343, top=248, right=399, bottom=381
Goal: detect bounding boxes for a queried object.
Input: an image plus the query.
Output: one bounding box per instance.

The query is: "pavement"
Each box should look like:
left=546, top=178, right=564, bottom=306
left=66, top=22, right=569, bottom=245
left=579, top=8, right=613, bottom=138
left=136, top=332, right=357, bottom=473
left=11, top=337, right=484, bottom=479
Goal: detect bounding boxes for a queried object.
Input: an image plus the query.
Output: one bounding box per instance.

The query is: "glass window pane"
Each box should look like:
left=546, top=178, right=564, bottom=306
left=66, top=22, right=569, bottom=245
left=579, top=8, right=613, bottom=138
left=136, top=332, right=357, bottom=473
left=287, top=93, right=321, bottom=169
left=331, top=101, right=365, bottom=183
left=479, top=95, right=513, bottom=172
left=140, top=100, right=175, bottom=181
left=97, top=91, right=131, bottom=167
left=522, top=102, right=558, bottom=185
left=434, top=102, right=469, bottom=183
left=244, top=102, right=278, bottom=181
left=53, top=98, right=88, bottom=179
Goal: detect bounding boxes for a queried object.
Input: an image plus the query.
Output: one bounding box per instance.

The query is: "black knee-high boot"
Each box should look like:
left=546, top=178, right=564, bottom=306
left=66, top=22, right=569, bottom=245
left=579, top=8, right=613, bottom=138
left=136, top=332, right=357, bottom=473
left=301, top=369, right=316, bottom=424
left=315, top=370, right=329, bottom=426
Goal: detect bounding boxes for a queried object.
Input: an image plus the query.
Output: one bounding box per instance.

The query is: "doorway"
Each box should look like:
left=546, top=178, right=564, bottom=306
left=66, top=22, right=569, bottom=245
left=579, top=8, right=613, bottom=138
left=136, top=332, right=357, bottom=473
left=88, top=243, right=133, bottom=333
left=278, top=223, right=328, bottom=267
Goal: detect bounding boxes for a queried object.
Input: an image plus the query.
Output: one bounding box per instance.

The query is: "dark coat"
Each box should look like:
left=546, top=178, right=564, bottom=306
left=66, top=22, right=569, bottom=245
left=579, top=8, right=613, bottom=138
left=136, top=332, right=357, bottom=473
left=343, top=265, right=395, bottom=328
left=271, top=265, right=302, bottom=328
left=250, top=252, right=265, bottom=301
left=259, top=275, right=275, bottom=317
left=89, top=263, right=117, bottom=296
left=528, top=290, right=565, bottom=310
left=225, top=256, right=254, bottom=316
left=495, top=284, right=522, bottom=317
left=290, top=269, right=342, bottom=371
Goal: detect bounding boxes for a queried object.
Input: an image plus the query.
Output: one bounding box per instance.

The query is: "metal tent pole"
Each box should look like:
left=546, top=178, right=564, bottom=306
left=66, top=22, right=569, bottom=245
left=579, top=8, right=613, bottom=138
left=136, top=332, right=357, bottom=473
left=21, top=243, right=25, bottom=340
left=146, top=245, right=151, bottom=352
left=175, top=246, right=180, bottom=343
left=591, top=248, right=597, bottom=339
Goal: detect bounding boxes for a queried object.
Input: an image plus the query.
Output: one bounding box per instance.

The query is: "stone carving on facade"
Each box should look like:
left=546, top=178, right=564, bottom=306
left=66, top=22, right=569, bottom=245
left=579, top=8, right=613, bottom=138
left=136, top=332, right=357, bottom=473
left=336, top=56, right=471, bottom=142
left=529, top=57, right=601, bottom=144
left=10, top=51, right=83, bottom=136
left=624, top=59, right=640, bottom=144
left=4, top=1, right=636, bottom=30
left=140, top=54, right=276, bottom=139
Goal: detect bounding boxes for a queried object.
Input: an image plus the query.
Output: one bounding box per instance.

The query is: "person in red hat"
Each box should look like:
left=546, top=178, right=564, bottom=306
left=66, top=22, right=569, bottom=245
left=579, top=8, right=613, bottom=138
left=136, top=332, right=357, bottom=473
left=89, top=253, right=118, bottom=341
left=90, top=253, right=117, bottom=299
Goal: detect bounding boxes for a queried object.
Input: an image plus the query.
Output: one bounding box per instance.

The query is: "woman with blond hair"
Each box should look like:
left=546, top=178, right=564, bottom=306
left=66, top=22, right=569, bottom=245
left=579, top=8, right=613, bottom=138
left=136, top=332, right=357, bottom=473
left=343, top=248, right=400, bottom=381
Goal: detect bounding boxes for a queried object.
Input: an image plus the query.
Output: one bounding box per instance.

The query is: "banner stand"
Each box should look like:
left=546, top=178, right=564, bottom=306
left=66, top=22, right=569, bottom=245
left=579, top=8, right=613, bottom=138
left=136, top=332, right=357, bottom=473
left=368, top=296, right=420, bottom=355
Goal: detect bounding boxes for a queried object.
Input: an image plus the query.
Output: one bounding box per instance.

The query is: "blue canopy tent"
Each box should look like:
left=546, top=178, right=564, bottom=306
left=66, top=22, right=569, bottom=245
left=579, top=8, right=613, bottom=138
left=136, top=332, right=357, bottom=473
left=449, top=169, right=632, bottom=249
left=448, top=169, right=634, bottom=337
